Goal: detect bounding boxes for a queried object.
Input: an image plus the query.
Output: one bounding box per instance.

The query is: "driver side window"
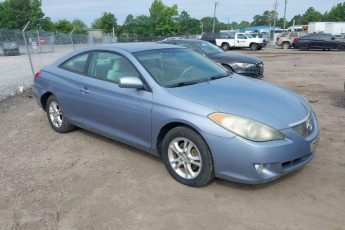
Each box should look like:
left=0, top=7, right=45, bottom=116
left=88, top=52, right=139, bottom=83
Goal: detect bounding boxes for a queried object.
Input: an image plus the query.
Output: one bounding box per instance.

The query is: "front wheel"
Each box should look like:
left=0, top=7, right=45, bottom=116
left=46, top=95, right=75, bottom=133
left=338, top=43, right=345, bottom=51
left=250, top=43, right=258, bottom=51
left=299, top=43, right=309, bottom=51
left=161, top=127, right=214, bottom=187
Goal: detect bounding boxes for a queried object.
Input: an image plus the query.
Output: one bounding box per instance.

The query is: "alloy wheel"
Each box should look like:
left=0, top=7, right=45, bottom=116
left=167, top=137, right=202, bottom=179
left=48, top=101, right=63, bottom=128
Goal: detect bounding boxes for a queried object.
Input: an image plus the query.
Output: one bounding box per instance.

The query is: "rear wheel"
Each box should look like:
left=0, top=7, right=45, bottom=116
left=161, top=127, right=214, bottom=187
left=221, top=43, right=230, bottom=51
left=46, top=95, right=75, bottom=133
left=250, top=43, right=258, bottom=51
left=338, top=43, right=345, bottom=51
left=299, top=43, right=309, bottom=51
left=282, top=42, right=291, bottom=49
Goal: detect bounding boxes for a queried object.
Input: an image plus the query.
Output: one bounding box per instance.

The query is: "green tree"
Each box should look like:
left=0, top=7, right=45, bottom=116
left=92, top=12, right=117, bottom=34
left=177, top=11, right=200, bottom=34
left=324, top=3, right=345, bottom=21
left=55, top=19, right=73, bottom=33
left=149, top=0, right=178, bottom=35
left=239, top=21, right=250, bottom=27
left=251, top=10, right=276, bottom=26
left=303, top=7, right=323, bottom=22
left=72, top=19, right=87, bottom=34
left=31, top=0, right=44, bottom=29
left=41, top=17, right=55, bottom=31
left=200, top=17, right=216, bottom=32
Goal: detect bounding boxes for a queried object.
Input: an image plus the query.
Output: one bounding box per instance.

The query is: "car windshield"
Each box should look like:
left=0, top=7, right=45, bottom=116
left=191, top=40, right=223, bottom=55
left=135, top=48, right=228, bottom=87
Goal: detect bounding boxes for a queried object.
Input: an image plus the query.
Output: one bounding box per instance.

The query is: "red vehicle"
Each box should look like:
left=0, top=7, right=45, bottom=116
left=39, top=36, right=45, bottom=45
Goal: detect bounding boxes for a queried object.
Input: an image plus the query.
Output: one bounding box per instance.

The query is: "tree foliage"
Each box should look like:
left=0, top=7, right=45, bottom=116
left=92, top=12, right=117, bottom=34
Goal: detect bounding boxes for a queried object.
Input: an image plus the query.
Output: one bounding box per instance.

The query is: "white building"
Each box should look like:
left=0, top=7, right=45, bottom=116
left=308, top=22, right=345, bottom=35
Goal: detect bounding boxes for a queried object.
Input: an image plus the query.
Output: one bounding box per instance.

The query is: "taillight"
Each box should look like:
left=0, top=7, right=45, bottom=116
left=34, top=71, right=41, bottom=79
left=293, top=38, right=300, bottom=43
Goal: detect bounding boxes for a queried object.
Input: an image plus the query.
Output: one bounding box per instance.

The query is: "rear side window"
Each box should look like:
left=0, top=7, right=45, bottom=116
left=289, top=32, right=298, bottom=38
left=280, top=32, right=288, bottom=37
left=61, top=53, right=89, bottom=74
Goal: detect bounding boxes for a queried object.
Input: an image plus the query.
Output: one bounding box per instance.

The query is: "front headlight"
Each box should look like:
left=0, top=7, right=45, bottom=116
left=231, top=62, right=255, bottom=69
left=208, top=113, right=285, bottom=142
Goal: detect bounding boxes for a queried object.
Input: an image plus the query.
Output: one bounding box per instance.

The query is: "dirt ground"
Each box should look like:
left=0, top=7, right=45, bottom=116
left=0, top=49, right=345, bottom=230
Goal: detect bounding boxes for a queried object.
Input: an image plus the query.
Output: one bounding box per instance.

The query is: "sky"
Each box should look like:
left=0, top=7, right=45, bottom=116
left=41, top=0, right=345, bottom=26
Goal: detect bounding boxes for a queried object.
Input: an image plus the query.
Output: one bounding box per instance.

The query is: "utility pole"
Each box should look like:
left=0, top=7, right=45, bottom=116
left=212, top=1, right=219, bottom=33
left=272, top=0, right=278, bottom=42
left=283, top=0, right=287, bottom=30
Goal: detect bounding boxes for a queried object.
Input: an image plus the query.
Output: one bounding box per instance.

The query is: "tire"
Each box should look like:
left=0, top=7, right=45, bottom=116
left=46, top=95, right=75, bottom=133
left=250, top=43, right=258, bottom=51
left=161, top=127, right=214, bottom=187
left=299, top=43, right=309, bottom=51
left=221, top=43, right=230, bottom=51
left=282, top=42, right=291, bottom=49
left=338, top=43, right=345, bottom=51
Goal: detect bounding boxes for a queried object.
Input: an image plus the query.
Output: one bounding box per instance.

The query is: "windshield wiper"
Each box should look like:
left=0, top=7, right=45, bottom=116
left=167, top=73, right=229, bottom=88
left=167, top=80, right=201, bottom=88
left=206, top=73, right=230, bottom=81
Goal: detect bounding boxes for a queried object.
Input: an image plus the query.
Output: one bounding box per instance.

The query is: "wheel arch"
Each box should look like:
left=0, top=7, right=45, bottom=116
left=156, top=121, right=206, bottom=157
left=40, top=91, right=53, bottom=111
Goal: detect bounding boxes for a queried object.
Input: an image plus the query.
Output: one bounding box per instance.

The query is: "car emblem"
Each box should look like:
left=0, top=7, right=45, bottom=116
left=305, top=119, right=313, bottom=133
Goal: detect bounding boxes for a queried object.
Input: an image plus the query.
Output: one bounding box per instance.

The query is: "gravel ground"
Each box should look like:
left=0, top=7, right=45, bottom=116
left=0, top=49, right=345, bottom=229
left=0, top=44, right=82, bottom=101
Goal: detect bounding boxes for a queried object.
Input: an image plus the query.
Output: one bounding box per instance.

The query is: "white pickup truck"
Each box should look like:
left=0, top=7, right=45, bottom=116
left=215, top=33, right=265, bottom=51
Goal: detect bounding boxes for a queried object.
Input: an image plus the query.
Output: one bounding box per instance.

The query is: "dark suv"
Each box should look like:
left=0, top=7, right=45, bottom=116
left=293, top=33, right=345, bottom=51
left=2, top=42, right=20, bottom=56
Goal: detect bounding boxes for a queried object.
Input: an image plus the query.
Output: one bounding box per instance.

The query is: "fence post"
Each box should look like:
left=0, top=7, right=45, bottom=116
left=70, top=28, right=75, bottom=50
left=22, top=21, right=35, bottom=77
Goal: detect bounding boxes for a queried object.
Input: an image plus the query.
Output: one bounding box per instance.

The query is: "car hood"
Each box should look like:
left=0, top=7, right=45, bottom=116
left=166, top=75, right=309, bottom=130
left=208, top=52, right=261, bottom=64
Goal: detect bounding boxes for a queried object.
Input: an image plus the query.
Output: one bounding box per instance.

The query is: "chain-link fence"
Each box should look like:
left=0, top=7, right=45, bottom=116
left=0, top=28, right=200, bottom=100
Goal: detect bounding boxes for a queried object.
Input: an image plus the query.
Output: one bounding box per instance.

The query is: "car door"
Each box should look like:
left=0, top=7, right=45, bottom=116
left=235, top=34, right=248, bottom=47
left=76, top=51, right=153, bottom=151
left=56, top=52, right=92, bottom=124
left=318, top=34, right=337, bottom=49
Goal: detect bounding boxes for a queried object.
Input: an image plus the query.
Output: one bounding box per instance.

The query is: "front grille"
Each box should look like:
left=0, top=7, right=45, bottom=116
left=291, top=112, right=314, bottom=138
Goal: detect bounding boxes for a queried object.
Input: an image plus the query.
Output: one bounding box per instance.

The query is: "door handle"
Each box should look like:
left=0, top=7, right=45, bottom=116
left=80, top=87, right=91, bottom=94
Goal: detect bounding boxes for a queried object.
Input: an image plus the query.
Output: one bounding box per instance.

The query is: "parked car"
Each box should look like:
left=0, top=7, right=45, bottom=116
left=200, top=33, right=221, bottom=45
left=2, top=42, right=20, bottom=56
left=276, top=31, right=307, bottom=49
left=160, top=38, right=264, bottom=78
left=293, top=33, right=345, bottom=51
left=215, top=33, right=265, bottom=51
left=33, top=44, right=319, bottom=187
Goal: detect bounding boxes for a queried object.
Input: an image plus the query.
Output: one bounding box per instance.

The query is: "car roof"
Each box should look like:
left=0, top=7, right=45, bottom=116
left=98, top=43, right=181, bottom=53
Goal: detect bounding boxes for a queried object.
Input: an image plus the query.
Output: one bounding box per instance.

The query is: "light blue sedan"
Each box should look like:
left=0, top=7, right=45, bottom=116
left=33, top=43, right=319, bottom=187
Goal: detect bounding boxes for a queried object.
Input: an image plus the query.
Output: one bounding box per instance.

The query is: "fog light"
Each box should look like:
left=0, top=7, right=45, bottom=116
left=254, top=163, right=264, bottom=174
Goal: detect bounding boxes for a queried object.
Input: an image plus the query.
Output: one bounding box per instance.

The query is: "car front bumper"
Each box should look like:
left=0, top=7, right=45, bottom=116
left=203, top=112, right=319, bottom=184
left=234, top=63, right=264, bottom=79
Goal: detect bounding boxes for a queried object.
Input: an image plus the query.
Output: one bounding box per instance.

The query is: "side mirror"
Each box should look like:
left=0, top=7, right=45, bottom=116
left=118, top=77, right=144, bottom=89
